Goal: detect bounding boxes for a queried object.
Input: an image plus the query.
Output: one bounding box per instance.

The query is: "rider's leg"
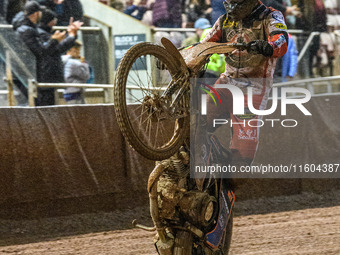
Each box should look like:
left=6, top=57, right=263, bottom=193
left=228, top=113, right=261, bottom=189
left=228, top=91, right=268, bottom=188
left=206, top=82, right=267, bottom=188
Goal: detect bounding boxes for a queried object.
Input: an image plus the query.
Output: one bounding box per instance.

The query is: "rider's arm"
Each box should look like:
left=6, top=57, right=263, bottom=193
left=248, top=10, right=288, bottom=58
left=200, top=16, right=223, bottom=43
left=266, top=10, right=288, bottom=58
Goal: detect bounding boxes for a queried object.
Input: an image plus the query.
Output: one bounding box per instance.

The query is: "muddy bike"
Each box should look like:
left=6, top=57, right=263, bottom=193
left=114, top=38, right=243, bottom=254
left=114, top=37, right=243, bottom=161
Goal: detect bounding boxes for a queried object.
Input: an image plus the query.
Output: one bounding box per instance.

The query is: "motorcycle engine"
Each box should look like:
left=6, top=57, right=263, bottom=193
left=157, top=156, right=189, bottom=220
left=157, top=152, right=217, bottom=230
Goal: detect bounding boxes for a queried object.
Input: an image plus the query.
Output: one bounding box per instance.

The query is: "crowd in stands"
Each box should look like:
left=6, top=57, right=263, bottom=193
left=1, top=0, right=88, bottom=106
left=1, top=0, right=83, bottom=25
left=98, top=0, right=340, bottom=80
left=1, top=0, right=340, bottom=106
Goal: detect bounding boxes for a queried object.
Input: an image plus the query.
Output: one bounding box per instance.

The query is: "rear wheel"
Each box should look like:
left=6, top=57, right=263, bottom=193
left=197, top=179, right=234, bottom=255
left=114, top=43, right=190, bottom=160
left=218, top=211, right=233, bottom=255
left=195, top=212, right=233, bottom=255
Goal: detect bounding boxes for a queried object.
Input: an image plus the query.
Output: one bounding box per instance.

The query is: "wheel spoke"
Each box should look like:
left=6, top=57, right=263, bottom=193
left=154, top=115, right=160, bottom=148
left=127, top=90, right=144, bottom=104
left=148, top=118, right=152, bottom=146
left=132, top=60, right=151, bottom=99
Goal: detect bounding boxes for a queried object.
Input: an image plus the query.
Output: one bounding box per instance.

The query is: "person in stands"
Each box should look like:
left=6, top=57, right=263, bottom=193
left=16, top=1, right=82, bottom=105
left=62, top=41, right=90, bottom=104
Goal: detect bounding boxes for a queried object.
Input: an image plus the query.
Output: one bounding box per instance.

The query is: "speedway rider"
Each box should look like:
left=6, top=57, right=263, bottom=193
left=201, top=0, right=288, bottom=175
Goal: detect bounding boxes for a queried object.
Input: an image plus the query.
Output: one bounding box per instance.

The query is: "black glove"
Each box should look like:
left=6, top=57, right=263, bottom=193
left=247, top=40, right=273, bottom=57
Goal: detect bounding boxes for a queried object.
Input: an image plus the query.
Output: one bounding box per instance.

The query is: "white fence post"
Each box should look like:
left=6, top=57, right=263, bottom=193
left=28, top=79, right=37, bottom=106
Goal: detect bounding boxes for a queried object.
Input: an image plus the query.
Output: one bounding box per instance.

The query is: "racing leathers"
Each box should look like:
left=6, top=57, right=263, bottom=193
left=201, top=1, right=288, bottom=168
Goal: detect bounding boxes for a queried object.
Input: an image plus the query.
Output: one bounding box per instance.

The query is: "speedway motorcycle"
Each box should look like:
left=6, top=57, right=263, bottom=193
left=114, top=38, right=244, bottom=254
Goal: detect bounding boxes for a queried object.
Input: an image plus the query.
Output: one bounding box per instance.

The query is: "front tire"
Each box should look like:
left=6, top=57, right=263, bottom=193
left=114, top=43, right=189, bottom=160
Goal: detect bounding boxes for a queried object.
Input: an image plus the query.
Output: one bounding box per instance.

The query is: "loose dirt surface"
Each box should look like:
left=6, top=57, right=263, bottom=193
left=1, top=190, right=340, bottom=255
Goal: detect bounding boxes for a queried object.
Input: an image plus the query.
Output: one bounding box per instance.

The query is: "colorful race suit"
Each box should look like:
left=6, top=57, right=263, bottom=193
left=201, top=1, right=288, bottom=164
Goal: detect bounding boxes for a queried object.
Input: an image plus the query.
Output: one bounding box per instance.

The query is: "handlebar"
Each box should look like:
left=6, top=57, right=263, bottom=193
left=228, top=43, right=250, bottom=51
left=180, top=42, right=250, bottom=53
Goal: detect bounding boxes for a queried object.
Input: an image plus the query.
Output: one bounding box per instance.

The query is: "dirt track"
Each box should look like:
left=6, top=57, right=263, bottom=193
left=0, top=191, right=339, bottom=255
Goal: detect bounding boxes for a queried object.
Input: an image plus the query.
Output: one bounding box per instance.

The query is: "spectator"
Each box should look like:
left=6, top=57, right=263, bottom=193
left=297, top=0, right=328, bottom=77
left=62, top=41, right=90, bottom=104
left=262, top=0, right=302, bottom=18
left=281, top=34, right=298, bottom=81
left=282, top=0, right=297, bottom=28
left=124, top=0, right=148, bottom=20
left=37, top=0, right=84, bottom=26
left=140, top=0, right=154, bottom=25
left=182, top=17, right=211, bottom=46
left=6, top=0, right=25, bottom=24
left=325, top=0, right=340, bottom=29
left=12, top=9, right=25, bottom=30
left=324, top=0, right=340, bottom=75
left=38, top=8, right=59, bottom=40
left=0, top=0, right=8, bottom=23
left=15, top=1, right=82, bottom=105
left=38, top=0, right=83, bottom=26
left=110, top=0, right=124, bottom=11
left=153, top=31, right=184, bottom=47
left=56, top=0, right=83, bottom=25
left=37, top=0, right=64, bottom=10
left=38, top=9, right=78, bottom=83
left=184, top=0, right=211, bottom=27
left=152, top=0, right=182, bottom=28
left=11, top=0, right=62, bottom=31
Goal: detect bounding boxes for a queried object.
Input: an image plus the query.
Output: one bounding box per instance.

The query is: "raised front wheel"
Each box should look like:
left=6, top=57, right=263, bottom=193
left=114, top=43, right=189, bottom=160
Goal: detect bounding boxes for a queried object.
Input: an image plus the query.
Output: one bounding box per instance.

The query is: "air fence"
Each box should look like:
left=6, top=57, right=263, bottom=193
left=0, top=1, right=339, bottom=217
left=0, top=93, right=339, bottom=217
